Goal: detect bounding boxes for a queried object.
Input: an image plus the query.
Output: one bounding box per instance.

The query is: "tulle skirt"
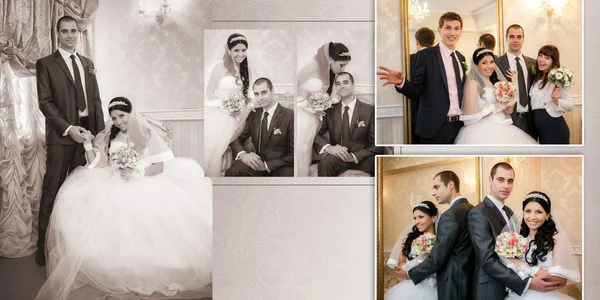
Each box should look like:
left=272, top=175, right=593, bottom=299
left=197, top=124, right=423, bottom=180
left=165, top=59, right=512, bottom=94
left=203, top=105, right=249, bottom=177
left=455, top=117, right=538, bottom=145
left=35, top=158, right=213, bottom=300
left=296, top=106, right=321, bottom=177
left=505, top=290, right=576, bottom=300
left=384, top=279, right=437, bottom=300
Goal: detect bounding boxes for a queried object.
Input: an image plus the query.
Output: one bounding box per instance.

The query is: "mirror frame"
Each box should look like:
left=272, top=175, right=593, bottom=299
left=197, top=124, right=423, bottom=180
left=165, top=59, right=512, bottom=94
left=375, top=156, right=482, bottom=299
left=400, top=0, right=505, bottom=144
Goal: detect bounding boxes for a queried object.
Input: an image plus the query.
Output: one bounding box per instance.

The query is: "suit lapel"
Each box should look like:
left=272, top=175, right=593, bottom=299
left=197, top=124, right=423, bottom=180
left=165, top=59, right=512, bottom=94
left=267, top=103, right=282, bottom=139
left=349, top=100, right=361, bottom=135
left=53, top=51, right=75, bottom=85
left=253, top=107, right=264, bottom=146
left=484, top=197, right=508, bottom=233
left=79, top=55, right=95, bottom=118
left=500, top=54, right=511, bottom=78
left=332, top=103, right=343, bottom=141
left=434, top=45, right=449, bottom=94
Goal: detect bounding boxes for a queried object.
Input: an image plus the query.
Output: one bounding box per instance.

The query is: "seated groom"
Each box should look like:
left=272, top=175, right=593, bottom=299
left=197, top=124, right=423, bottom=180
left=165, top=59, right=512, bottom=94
left=314, top=72, right=384, bottom=176
left=225, top=77, right=294, bottom=177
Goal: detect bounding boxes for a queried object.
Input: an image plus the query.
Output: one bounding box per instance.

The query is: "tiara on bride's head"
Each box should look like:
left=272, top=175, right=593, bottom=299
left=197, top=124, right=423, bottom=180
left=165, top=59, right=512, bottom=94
left=524, top=193, right=549, bottom=203
left=339, top=52, right=351, bottom=57
left=414, top=203, right=429, bottom=209
left=476, top=49, right=494, bottom=57
left=108, top=101, right=128, bottom=109
left=229, top=36, right=247, bottom=43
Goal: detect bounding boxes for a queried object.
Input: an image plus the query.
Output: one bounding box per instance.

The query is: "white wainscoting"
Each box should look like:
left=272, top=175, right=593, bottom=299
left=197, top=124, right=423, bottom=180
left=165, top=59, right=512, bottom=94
left=139, top=109, right=204, bottom=164
left=377, top=104, right=404, bottom=145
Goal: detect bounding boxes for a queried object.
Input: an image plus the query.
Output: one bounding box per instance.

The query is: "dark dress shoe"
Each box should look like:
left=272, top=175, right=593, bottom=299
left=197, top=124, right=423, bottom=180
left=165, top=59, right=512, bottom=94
left=35, top=249, right=46, bottom=266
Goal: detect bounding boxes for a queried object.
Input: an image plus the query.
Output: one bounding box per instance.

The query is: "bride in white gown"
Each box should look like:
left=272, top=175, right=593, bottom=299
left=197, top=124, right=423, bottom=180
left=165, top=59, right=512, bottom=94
left=385, top=201, right=439, bottom=300
left=503, top=191, right=581, bottom=300
left=35, top=97, right=213, bottom=300
left=454, top=48, right=538, bottom=145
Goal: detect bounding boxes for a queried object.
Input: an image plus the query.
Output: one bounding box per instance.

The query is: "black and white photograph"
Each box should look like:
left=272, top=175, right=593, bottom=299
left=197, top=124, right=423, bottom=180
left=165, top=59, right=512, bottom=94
left=203, top=30, right=295, bottom=177
left=295, top=29, right=387, bottom=177
left=375, top=0, right=583, bottom=145
left=0, top=1, right=213, bottom=299
left=376, top=156, right=583, bottom=300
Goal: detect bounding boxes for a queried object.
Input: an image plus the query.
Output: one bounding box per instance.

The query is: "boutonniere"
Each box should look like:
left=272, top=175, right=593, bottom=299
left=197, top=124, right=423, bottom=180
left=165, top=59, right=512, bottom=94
left=88, top=67, right=97, bottom=75
left=357, top=120, right=365, bottom=128
left=530, top=65, right=537, bottom=76
left=273, top=128, right=282, bottom=135
left=462, top=61, right=468, bottom=74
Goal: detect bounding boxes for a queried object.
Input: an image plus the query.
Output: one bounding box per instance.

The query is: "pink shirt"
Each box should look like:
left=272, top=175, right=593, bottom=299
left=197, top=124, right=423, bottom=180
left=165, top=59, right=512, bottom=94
left=438, top=43, right=463, bottom=116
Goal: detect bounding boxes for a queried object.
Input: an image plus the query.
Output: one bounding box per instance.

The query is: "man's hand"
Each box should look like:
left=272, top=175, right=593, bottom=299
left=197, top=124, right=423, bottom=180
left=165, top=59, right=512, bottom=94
left=240, top=152, right=263, bottom=170
left=82, top=130, right=94, bottom=142
left=377, top=66, right=405, bottom=86
left=144, top=163, right=164, bottom=176
left=325, top=145, right=353, bottom=162
left=68, top=126, right=88, bottom=143
left=393, top=267, right=410, bottom=280
left=529, top=274, right=564, bottom=292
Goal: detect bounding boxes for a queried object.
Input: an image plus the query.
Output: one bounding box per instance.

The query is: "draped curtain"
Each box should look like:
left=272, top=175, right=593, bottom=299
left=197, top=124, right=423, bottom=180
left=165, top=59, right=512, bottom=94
left=0, top=0, right=98, bottom=258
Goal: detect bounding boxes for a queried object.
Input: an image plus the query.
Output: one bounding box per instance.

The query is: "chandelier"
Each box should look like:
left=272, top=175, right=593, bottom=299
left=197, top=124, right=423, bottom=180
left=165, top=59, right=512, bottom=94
left=539, top=0, right=570, bottom=20
left=409, top=0, right=429, bottom=27
left=136, top=0, right=172, bottom=28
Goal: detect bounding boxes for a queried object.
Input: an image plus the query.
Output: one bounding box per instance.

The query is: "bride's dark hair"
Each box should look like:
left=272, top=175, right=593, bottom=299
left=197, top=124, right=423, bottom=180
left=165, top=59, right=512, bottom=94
left=402, top=201, right=438, bottom=260
left=108, top=97, right=133, bottom=143
left=520, top=191, right=558, bottom=267
left=326, top=42, right=351, bottom=95
left=224, top=33, right=250, bottom=98
left=472, top=47, right=499, bottom=84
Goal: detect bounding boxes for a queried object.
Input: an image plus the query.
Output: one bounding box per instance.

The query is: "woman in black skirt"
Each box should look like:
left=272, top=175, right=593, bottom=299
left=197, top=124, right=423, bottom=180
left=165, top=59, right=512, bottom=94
left=529, top=45, right=574, bottom=144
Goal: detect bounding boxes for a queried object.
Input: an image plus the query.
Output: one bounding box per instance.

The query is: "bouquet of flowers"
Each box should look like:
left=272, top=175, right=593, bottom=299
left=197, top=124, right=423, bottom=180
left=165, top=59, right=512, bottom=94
left=298, top=91, right=332, bottom=117
left=221, top=93, right=246, bottom=116
left=548, top=68, right=574, bottom=88
left=411, top=232, right=436, bottom=255
left=110, top=146, right=140, bottom=180
left=495, top=231, right=528, bottom=258
left=493, top=80, right=518, bottom=104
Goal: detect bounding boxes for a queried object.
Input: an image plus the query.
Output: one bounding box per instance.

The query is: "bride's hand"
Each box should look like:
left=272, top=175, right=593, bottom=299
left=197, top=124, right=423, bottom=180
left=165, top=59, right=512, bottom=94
left=83, top=130, right=94, bottom=142
left=506, top=69, right=518, bottom=83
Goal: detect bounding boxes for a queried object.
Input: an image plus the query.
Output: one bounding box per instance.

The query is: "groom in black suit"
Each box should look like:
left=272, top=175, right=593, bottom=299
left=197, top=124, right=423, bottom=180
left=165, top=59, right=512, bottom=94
left=468, top=162, right=564, bottom=299
left=225, top=77, right=294, bottom=177
left=395, top=171, right=474, bottom=300
left=36, top=16, right=105, bottom=265
left=495, top=24, right=538, bottom=139
left=313, top=72, right=384, bottom=176
left=378, top=12, right=467, bottom=144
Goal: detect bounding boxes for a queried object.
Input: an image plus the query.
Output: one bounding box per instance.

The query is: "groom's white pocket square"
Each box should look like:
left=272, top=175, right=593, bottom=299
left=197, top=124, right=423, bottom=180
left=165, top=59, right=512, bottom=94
left=274, top=128, right=282, bottom=135
left=357, top=121, right=365, bottom=128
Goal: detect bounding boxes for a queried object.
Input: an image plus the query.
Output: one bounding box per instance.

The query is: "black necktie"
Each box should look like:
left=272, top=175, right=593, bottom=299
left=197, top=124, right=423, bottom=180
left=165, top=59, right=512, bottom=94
left=259, top=111, right=269, bottom=158
left=450, top=52, right=463, bottom=105
left=71, top=55, right=86, bottom=112
left=502, top=206, right=514, bottom=231
left=341, top=106, right=350, bottom=147
left=515, top=57, right=528, bottom=108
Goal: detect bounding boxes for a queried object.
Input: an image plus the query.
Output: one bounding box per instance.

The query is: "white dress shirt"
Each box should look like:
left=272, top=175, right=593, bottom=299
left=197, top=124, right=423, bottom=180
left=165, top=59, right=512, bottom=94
left=506, top=52, right=529, bottom=113
left=59, top=47, right=88, bottom=137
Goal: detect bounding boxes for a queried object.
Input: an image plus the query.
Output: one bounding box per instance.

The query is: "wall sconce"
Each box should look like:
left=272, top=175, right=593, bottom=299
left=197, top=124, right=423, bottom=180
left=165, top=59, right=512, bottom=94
left=136, top=0, right=171, bottom=28
left=503, top=156, right=530, bottom=166
left=539, top=0, right=570, bottom=19
left=409, top=0, right=430, bottom=27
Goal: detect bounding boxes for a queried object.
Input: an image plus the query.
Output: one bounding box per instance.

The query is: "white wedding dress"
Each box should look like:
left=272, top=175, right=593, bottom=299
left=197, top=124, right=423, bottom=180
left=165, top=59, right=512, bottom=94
left=203, top=76, right=253, bottom=177
left=35, top=133, right=213, bottom=300
left=384, top=249, right=437, bottom=300
left=505, top=245, right=578, bottom=300
left=454, top=88, right=537, bottom=144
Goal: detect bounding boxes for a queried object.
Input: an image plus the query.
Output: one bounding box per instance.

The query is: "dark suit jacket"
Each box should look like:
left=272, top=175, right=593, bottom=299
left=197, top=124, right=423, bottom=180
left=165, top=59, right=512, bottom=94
left=396, top=44, right=466, bottom=139
left=468, top=197, right=528, bottom=300
left=408, top=198, right=474, bottom=300
left=231, top=103, right=294, bottom=172
left=36, top=50, right=104, bottom=145
left=495, top=54, right=537, bottom=131
left=409, top=52, right=420, bottom=125
left=313, top=100, right=384, bottom=163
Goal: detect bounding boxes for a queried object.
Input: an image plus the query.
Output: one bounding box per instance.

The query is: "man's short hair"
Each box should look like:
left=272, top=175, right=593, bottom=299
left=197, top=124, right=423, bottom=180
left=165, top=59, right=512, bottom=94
left=253, top=77, right=273, bottom=91
left=434, top=170, right=461, bottom=192
left=57, top=16, right=78, bottom=32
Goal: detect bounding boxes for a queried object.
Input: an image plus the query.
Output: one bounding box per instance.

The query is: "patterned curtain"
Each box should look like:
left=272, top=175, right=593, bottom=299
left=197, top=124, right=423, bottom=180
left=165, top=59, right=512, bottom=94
left=0, top=0, right=98, bottom=258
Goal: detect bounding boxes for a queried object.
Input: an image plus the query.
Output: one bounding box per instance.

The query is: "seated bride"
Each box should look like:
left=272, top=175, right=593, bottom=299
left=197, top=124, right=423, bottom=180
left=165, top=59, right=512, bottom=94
left=35, top=97, right=213, bottom=300
left=454, top=48, right=538, bottom=145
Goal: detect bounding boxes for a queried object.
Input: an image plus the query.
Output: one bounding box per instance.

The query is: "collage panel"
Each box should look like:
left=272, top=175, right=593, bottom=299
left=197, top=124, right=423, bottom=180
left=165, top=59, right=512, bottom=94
left=375, top=0, right=583, bottom=145
left=376, top=155, right=583, bottom=299
left=295, top=29, right=391, bottom=177
left=204, top=30, right=296, bottom=177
